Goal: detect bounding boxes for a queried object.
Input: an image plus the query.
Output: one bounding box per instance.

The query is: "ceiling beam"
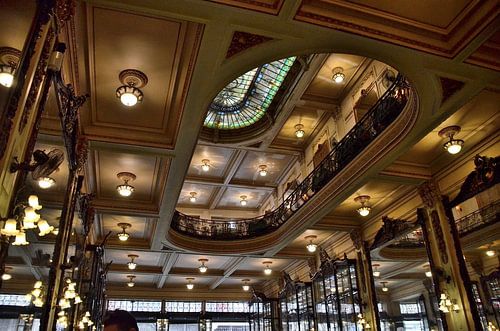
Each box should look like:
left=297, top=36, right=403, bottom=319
left=210, top=256, right=246, bottom=290
left=156, top=252, right=179, bottom=289
left=185, top=177, right=276, bottom=191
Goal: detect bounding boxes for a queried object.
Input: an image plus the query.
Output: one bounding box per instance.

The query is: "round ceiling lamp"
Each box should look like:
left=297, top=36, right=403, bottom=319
left=0, top=47, right=21, bottom=88
left=438, top=126, right=464, bottom=155
left=38, top=177, right=55, bottom=189
left=332, top=67, right=345, bottom=84
left=381, top=281, right=388, bottom=292
left=242, top=279, right=250, bottom=292
left=186, top=278, right=195, bottom=290
left=305, top=235, right=318, bottom=253
left=294, top=124, right=305, bottom=138
left=189, top=192, right=197, bottom=203
left=117, top=223, right=131, bottom=241
left=240, top=195, right=248, bottom=206
left=258, top=165, right=268, bottom=177
left=354, top=195, right=371, bottom=217
left=126, top=275, right=136, bottom=288
left=201, top=159, right=211, bottom=172
left=116, top=69, right=148, bottom=107
left=372, top=264, right=381, bottom=277
left=128, top=254, right=139, bottom=270
left=263, top=261, right=273, bottom=275
left=198, top=259, right=208, bottom=273
left=116, top=172, right=136, bottom=197
left=1, top=267, right=12, bottom=281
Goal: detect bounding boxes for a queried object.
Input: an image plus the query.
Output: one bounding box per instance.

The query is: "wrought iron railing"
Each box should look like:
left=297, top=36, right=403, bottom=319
left=172, top=74, right=411, bottom=240
left=456, top=200, right=499, bottom=236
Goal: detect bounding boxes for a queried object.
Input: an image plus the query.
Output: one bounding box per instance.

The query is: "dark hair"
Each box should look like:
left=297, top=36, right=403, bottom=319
left=104, top=309, right=139, bottom=331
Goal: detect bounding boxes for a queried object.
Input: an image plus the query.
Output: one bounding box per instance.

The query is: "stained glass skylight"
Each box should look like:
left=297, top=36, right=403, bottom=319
left=204, top=56, right=296, bottom=130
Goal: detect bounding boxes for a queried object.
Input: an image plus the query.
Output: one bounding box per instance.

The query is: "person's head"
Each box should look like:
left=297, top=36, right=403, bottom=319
left=103, top=309, right=139, bottom=331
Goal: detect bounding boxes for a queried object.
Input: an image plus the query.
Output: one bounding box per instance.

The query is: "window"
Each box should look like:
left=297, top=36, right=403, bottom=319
left=107, top=300, right=161, bottom=312
left=0, top=294, right=31, bottom=306
left=399, top=302, right=420, bottom=314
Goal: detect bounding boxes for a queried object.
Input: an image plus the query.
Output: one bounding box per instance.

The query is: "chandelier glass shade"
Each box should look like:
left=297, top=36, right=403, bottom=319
left=116, top=85, right=143, bottom=107
left=1, top=218, right=19, bottom=236
left=0, top=64, right=14, bottom=87
left=38, top=177, right=55, bottom=189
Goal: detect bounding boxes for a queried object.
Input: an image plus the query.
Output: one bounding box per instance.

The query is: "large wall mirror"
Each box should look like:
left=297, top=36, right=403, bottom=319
left=369, top=218, right=444, bottom=331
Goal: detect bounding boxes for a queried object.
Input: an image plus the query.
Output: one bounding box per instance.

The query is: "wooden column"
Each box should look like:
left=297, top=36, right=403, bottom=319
left=350, top=230, right=380, bottom=330
left=417, top=180, right=483, bottom=330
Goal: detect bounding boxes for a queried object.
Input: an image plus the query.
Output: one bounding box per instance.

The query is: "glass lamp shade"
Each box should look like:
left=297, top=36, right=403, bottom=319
left=295, top=124, right=305, bottom=138
left=0, top=65, right=15, bottom=88
left=37, top=219, right=53, bottom=236
left=357, top=206, right=371, bottom=217
left=117, top=184, right=134, bottom=197
left=28, top=195, right=42, bottom=209
left=33, top=297, right=44, bottom=307
left=486, top=250, right=495, bottom=257
left=264, top=267, right=272, bottom=275
left=425, top=271, right=432, bottom=277
left=34, top=281, right=43, bottom=289
left=12, top=231, right=29, bottom=246
left=128, top=262, right=137, bottom=270
left=118, top=232, right=129, bottom=241
left=259, top=169, right=267, bottom=177
left=382, top=286, right=389, bottom=292
left=444, top=139, right=464, bottom=154
left=1, top=273, right=12, bottom=281
left=127, top=282, right=135, bottom=288
left=32, top=288, right=42, bottom=297
left=333, top=72, right=345, bottom=84
left=240, top=199, right=247, bottom=206
left=1, top=218, right=19, bottom=236
left=242, top=284, right=250, bottom=291
left=306, top=243, right=317, bottom=253
left=186, top=283, right=194, bottom=290
left=199, top=265, right=207, bottom=273
left=202, top=164, right=210, bottom=172
left=74, top=295, right=82, bottom=304
left=38, top=177, right=55, bottom=189
left=373, top=270, right=381, bottom=277
left=189, top=196, right=197, bottom=203
left=116, top=85, right=143, bottom=107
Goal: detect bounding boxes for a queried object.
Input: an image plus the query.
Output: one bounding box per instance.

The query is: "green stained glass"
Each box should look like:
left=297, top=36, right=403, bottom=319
left=204, top=57, right=296, bottom=129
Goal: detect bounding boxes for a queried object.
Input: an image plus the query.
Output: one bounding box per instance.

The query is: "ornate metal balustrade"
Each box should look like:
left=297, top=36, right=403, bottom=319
left=456, top=200, right=499, bottom=236
left=172, top=74, right=411, bottom=240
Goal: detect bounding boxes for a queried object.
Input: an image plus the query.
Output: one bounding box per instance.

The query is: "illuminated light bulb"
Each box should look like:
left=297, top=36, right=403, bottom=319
left=117, top=184, right=134, bottom=197
left=120, top=92, right=138, bottom=107
left=118, top=232, right=129, bottom=241
left=201, top=159, right=210, bottom=172
left=381, top=282, right=388, bottom=292
left=0, top=71, right=14, bottom=87
left=52, top=228, right=59, bottom=236
left=258, top=165, right=268, bottom=177
left=242, top=284, right=250, bottom=291
left=126, top=275, right=136, bottom=287
left=452, top=303, right=460, bottom=312
left=294, top=124, right=305, bottom=138
left=444, top=140, right=463, bottom=154
left=240, top=195, right=248, bottom=206
left=355, top=195, right=371, bottom=217
left=263, top=262, right=272, bottom=275
left=12, top=231, right=29, bottom=246
left=74, top=295, right=82, bottom=304
left=34, top=281, right=43, bottom=289
left=439, top=126, right=464, bottom=155
left=425, top=271, right=432, bottom=278
left=486, top=249, right=495, bottom=257
left=128, top=261, right=137, bottom=270
left=186, top=283, right=194, bottom=290
left=332, top=67, right=345, bottom=84
left=31, top=288, right=42, bottom=297
left=373, top=270, right=380, bottom=277
left=357, top=206, right=371, bottom=217
left=1, top=218, right=19, bottom=236
left=38, top=177, right=55, bottom=189
left=372, top=264, right=381, bottom=277
left=198, top=264, right=208, bottom=273
left=1, top=273, right=12, bottom=281
left=306, top=243, right=317, bottom=253
left=37, top=219, right=53, bottom=236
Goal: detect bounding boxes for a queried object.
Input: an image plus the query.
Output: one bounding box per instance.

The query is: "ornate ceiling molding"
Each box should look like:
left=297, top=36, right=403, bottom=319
left=439, top=76, right=465, bottom=104
left=209, top=0, right=284, bottom=15
left=226, top=31, right=273, bottom=58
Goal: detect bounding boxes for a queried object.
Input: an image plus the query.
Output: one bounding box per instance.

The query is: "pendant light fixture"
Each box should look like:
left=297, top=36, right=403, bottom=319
left=438, top=126, right=464, bottom=155
left=189, top=192, right=197, bottom=203
left=186, top=278, right=195, bottom=290
left=381, top=281, right=388, bottom=292
left=332, top=67, right=345, bottom=84
left=258, top=165, right=268, bottom=177
left=128, top=254, right=139, bottom=270
left=38, top=177, right=55, bottom=189
left=116, top=172, right=136, bottom=197
left=486, top=245, right=496, bottom=257
left=372, top=264, right=381, bottom=277
left=0, top=47, right=20, bottom=88
left=198, top=259, right=208, bottom=273
left=263, top=261, right=273, bottom=275
left=242, top=279, right=251, bottom=291
left=126, top=275, right=136, bottom=288
left=117, top=223, right=131, bottom=241
left=201, top=159, right=211, bottom=172
left=294, top=124, right=305, bottom=138
left=116, top=69, right=148, bottom=107
left=1, top=267, right=12, bottom=281
left=240, top=195, right=248, bottom=206
left=354, top=195, right=371, bottom=217
left=305, top=235, right=318, bottom=253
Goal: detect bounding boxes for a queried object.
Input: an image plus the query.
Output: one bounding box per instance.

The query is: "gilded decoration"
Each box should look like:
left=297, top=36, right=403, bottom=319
left=226, top=31, right=273, bottom=58
left=439, top=76, right=465, bottom=104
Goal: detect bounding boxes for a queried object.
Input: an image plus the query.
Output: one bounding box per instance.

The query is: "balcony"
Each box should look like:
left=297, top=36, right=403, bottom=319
left=456, top=200, right=500, bottom=237
left=171, top=75, right=411, bottom=241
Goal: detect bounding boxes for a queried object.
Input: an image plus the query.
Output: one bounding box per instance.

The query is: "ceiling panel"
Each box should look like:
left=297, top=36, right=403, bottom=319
left=174, top=255, right=230, bottom=270
left=216, top=187, right=269, bottom=209
left=272, top=107, right=327, bottom=147
left=187, top=145, right=236, bottom=178
left=105, top=249, right=162, bottom=266
left=232, top=151, right=294, bottom=184
left=166, top=275, right=216, bottom=286
left=0, top=0, right=36, bottom=51
left=101, top=214, right=155, bottom=240
left=177, top=183, right=217, bottom=207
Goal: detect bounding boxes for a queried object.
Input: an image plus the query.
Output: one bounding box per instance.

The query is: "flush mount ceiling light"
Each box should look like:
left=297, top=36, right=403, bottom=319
left=332, top=67, right=345, bottom=84
left=438, top=125, right=464, bottom=155
left=189, top=192, right=197, bottom=203
left=117, top=223, right=131, bottom=241
left=126, top=275, right=136, bottom=288
left=240, top=195, right=248, bottom=206
left=186, top=278, right=195, bottom=290
left=354, top=195, right=371, bottom=217
left=198, top=259, right=208, bottom=273
left=116, top=172, right=136, bottom=197
left=38, top=177, right=55, bottom=189
left=305, top=235, right=318, bottom=253
left=258, top=165, right=268, bottom=177
left=128, top=254, right=139, bottom=270
left=242, top=279, right=251, bottom=292
left=294, top=124, right=305, bottom=138
left=1, top=267, right=12, bottom=281
left=116, top=69, right=148, bottom=107
left=381, top=281, right=388, bottom=292
left=372, top=264, right=381, bottom=277
left=0, top=47, right=21, bottom=88
left=201, top=159, right=211, bottom=172
left=263, top=261, right=273, bottom=275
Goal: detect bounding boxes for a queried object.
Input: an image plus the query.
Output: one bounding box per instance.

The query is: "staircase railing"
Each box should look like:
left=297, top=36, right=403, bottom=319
left=171, top=74, right=411, bottom=240
left=456, top=200, right=499, bottom=236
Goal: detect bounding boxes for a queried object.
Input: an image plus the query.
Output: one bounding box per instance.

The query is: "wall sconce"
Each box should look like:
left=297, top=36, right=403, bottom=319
left=117, top=223, right=131, bottom=241
left=355, top=195, right=371, bottom=216
left=198, top=259, right=208, bottom=273
left=242, top=279, right=251, bottom=291
left=438, top=126, right=464, bottom=155
left=263, top=261, right=273, bottom=275
left=116, top=69, right=147, bottom=107
left=305, top=235, right=318, bottom=253
left=128, top=254, right=138, bottom=270
left=116, top=172, right=136, bottom=197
